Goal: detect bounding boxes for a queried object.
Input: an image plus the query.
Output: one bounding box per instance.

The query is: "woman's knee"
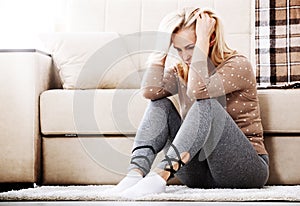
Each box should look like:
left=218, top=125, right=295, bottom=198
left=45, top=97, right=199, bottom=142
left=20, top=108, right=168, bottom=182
left=149, top=98, right=177, bottom=112
left=151, top=97, right=173, bottom=106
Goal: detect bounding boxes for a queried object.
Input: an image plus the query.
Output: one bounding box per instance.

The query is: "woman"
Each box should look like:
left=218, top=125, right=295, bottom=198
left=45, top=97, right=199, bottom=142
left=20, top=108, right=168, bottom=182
left=110, top=7, right=269, bottom=199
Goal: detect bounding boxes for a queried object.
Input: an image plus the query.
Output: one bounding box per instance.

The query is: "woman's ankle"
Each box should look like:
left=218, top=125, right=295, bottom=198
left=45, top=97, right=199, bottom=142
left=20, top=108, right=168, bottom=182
left=132, top=168, right=144, bottom=177
left=153, top=168, right=171, bottom=182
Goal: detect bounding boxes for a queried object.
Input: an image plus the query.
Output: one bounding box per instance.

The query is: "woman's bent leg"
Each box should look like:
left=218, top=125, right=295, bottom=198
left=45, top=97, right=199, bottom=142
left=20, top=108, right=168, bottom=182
left=157, top=99, right=269, bottom=188
left=110, top=98, right=181, bottom=194
left=128, top=97, right=181, bottom=176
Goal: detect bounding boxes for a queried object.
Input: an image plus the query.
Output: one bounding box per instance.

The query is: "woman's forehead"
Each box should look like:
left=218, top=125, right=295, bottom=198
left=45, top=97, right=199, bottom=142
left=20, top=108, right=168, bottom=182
left=172, top=27, right=196, bottom=46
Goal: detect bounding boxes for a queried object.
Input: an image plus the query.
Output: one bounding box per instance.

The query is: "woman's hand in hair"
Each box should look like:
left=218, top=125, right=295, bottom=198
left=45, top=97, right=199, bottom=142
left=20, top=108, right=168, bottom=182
left=194, top=13, right=216, bottom=56
left=196, top=13, right=216, bottom=42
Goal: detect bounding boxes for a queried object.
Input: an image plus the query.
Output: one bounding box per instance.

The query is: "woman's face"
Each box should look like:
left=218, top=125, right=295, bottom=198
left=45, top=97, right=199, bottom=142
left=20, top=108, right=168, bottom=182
left=172, top=27, right=196, bottom=66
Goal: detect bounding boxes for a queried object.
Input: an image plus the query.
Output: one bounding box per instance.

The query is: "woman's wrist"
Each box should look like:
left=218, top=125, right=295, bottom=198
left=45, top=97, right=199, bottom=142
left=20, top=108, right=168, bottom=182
left=147, top=52, right=168, bottom=68
left=195, top=38, right=210, bottom=56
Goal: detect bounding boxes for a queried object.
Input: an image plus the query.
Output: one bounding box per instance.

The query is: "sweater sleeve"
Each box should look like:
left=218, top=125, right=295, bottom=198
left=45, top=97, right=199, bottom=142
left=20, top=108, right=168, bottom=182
left=141, top=56, right=178, bottom=100
left=187, top=55, right=255, bottom=99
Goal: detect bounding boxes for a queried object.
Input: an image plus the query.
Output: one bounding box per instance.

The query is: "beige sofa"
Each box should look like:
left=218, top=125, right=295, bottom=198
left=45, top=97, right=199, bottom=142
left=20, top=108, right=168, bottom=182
left=1, top=0, right=300, bottom=187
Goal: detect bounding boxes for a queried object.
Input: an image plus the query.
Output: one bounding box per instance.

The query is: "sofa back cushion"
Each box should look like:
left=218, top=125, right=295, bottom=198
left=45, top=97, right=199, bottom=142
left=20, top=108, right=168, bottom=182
left=42, top=32, right=145, bottom=89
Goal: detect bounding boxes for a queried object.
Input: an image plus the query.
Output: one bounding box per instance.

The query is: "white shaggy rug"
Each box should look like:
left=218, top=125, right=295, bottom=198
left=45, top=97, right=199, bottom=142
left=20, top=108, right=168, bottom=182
left=0, top=185, right=300, bottom=202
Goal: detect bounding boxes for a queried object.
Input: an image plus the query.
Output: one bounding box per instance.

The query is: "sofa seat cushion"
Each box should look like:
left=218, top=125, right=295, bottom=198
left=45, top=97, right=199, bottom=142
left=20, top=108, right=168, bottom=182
left=41, top=89, right=300, bottom=135
left=258, top=89, right=300, bottom=133
left=40, top=89, right=149, bottom=135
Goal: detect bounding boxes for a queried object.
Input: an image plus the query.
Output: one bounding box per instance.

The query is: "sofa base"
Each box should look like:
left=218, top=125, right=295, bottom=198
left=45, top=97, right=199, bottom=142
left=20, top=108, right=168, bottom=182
left=264, top=135, right=300, bottom=185
left=42, top=137, right=167, bottom=185
left=42, top=137, right=131, bottom=185
left=42, top=136, right=300, bottom=185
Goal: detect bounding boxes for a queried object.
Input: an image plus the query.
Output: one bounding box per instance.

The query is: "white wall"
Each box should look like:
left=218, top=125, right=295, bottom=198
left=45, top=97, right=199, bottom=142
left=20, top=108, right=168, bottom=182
left=62, top=0, right=255, bottom=65
left=0, top=0, right=255, bottom=65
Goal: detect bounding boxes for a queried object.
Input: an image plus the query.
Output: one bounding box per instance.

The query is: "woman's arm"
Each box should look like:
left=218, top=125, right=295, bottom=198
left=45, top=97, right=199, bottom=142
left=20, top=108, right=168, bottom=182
left=187, top=55, right=255, bottom=99
left=186, top=13, right=215, bottom=99
left=186, top=13, right=254, bottom=99
left=141, top=54, right=178, bottom=100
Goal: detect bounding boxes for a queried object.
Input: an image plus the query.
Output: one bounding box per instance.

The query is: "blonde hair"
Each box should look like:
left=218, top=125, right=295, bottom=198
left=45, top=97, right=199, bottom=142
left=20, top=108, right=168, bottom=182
left=159, top=7, right=236, bottom=82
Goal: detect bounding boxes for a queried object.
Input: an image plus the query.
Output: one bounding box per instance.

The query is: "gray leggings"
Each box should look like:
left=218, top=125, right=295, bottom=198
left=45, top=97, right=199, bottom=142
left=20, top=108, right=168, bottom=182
left=129, top=98, right=269, bottom=188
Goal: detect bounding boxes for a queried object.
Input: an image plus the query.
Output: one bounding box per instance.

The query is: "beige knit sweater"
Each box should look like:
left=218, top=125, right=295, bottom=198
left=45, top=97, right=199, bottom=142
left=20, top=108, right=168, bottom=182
left=142, top=54, right=268, bottom=155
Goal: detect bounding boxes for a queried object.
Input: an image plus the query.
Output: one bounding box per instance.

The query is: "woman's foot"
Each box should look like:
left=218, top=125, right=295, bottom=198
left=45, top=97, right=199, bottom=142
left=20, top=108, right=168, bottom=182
left=108, top=170, right=143, bottom=193
left=119, top=172, right=167, bottom=199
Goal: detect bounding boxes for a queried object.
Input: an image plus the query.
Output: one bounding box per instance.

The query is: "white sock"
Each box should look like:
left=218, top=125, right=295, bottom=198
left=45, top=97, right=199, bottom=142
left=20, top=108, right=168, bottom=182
left=108, top=170, right=143, bottom=194
left=119, top=172, right=166, bottom=199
